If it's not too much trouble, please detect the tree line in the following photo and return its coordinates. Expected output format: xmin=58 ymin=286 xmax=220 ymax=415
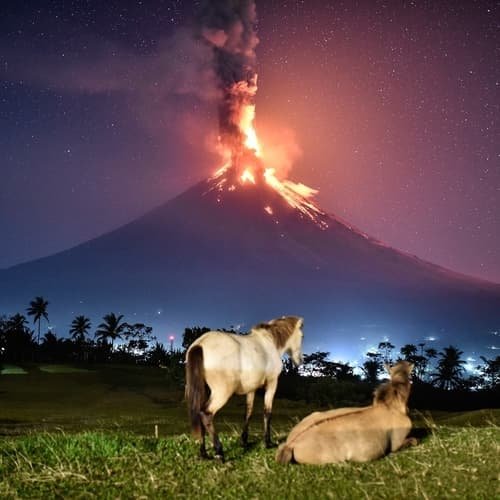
xmin=1 ymin=296 xmax=499 ymax=393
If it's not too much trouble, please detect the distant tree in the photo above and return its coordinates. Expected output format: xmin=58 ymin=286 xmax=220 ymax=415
xmin=147 ymin=342 xmax=169 ymax=366
xmin=70 ymin=315 xmax=91 ymax=343
xmin=432 ymin=345 xmax=466 ymax=390
xmin=478 ymin=355 xmax=500 ymax=389
xmin=182 ymin=326 xmax=211 ymax=350
xmin=0 ymin=315 xmax=7 ymax=359
xmin=423 ymin=347 xmax=438 ymax=380
xmin=293 ymin=351 xmax=356 ymax=380
xmin=40 ymin=331 xmax=59 ymax=362
xmin=159 ymin=348 xmax=185 ymax=386
xmin=4 ymin=314 xmax=35 ymax=361
xmin=27 ymin=296 xmax=49 ymax=345
xmin=70 ymin=315 xmax=92 ymax=362
xmin=362 ymin=351 xmax=383 ymax=384
xmin=95 ymin=313 xmax=126 ymax=352
xmin=399 ymin=344 xmax=427 ymax=381
xmin=378 ymin=341 xmax=395 ymax=364
xmin=117 ymin=323 xmax=156 ymax=362
xmin=7 ymin=313 xmax=30 ymax=333
xmin=282 ymin=357 xmax=300 ymax=376
xmin=331 ymin=361 xmax=358 ymax=381
xmin=425 ymin=347 xmax=438 ymax=360
xmin=400 ymin=344 xmax=418 ymax=359
xmin=301 ymin=351 xmax=332 ymax=377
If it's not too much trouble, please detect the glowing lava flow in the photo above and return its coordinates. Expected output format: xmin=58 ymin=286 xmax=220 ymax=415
xmin=209 ymin=82 xmax=328 ymax=230
xmin=240 ymin=168 xmax=256 ymax=184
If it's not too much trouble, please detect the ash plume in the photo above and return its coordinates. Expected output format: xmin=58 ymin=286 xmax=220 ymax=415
xmin=196 ymin=0 xmax=259 ymax=158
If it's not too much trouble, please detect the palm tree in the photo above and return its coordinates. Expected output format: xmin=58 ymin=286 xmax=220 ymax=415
xmin=27 ymin=296 xmax=49 ymax=345
xmin=95 ymin=313 xmax=126 ymax=352
xmin=70 ymin=315 xmax=92 ymax=362
xmin=70 ymin=315 xmax=91 ymax=343
xmin=6 ymin=313 xmax=34 ymax=361
xmin=432 ymin=345 xmax=466 ymax=390
xmin=8 ymin=313 xmax=30 ymax=333
xmin=425 ymin=347 xmax=438 ymax=359
xmin=400 ymin=344 xmax=429 ymax=380
xmin=400 ymin=344 xmax=418 ymax=360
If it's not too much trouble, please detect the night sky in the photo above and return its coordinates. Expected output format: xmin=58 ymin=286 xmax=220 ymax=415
xmin=1 ymin=0 xmax=499 ymax=283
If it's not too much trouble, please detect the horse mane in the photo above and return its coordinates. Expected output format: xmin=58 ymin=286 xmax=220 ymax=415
xmin=254 ymin=316 xmax=302 ymax=349
xmin=373 ymin=361 xmax=412 ymax=409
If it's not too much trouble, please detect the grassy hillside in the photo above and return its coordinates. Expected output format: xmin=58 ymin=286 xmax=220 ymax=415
xmin=0 ymin=364 xmax=498 ymax=498
xmin=1 ymin=426 xmax=498 ymax=499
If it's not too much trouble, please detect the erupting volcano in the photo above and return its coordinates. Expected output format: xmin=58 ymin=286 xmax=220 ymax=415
xmin=209 ymin=105 xmax=329 ymax=229
xmin=199 ymin=0 xmax=328 ymax=228
xmin=0 ymin=0 xmax=499 ymax=358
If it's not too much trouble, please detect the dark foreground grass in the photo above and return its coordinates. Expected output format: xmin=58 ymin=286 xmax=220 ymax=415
xmin=0 ymin=425 xmax=498 ymax=499
xmin=1 ymin=365 xmax=499 ymax=498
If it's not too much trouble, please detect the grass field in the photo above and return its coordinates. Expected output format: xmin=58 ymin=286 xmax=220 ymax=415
xmin=0 ymin=364 xmax=499 ymax=498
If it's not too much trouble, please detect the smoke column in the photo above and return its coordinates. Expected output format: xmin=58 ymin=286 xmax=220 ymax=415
xmin=196 ymin=0 xmax=259 ymax=162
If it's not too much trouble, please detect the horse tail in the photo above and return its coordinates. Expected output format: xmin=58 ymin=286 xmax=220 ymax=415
xmin=275 ymin=443 xmax=294 ymax=464
xmin=185 ymin=345 xmax=206 ymax=438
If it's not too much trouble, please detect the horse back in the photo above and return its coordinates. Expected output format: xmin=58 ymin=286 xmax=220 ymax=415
xmin=286 ymin=407 xmax=366 ymax=445
xmin=191 ymin=331 xmax=279 ymax=394
xmin=289 ymin=406 xmax=409 ymax=464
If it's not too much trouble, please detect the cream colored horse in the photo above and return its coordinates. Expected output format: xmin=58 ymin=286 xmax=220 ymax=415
xmin=185 ymin=316 xmax=304 ymax=461
xmin=276 ymin=361 xmax=416 ymax=465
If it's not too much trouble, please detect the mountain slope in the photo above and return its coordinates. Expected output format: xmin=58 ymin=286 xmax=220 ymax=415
xmin=1 ymin=176 xmax=498 ymax=356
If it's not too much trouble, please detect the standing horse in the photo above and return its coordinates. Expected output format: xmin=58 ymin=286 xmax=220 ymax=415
xmin=276 ymin=361 xmax=416 ymax=464
xmin=185 ymin=316 xmax=304 ymax=461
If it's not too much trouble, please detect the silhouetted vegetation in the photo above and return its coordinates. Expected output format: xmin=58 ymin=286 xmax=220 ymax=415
xmin=1 ymin=299 xmax=499 ymax=409
xmin=26 ymin=296 xmax=49 ymax=346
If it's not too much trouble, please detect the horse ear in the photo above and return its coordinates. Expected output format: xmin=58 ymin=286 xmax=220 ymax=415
xmin=408 ymin=362 xmax=414 ymax=373
xmin=384 ymin=363 xmax=392 ymax=375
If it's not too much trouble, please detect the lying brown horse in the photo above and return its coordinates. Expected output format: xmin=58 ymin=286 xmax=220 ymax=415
xmin=186 ymin=316 xmax=304 ymax=462
xmin=276 ymin=361 xmax=416 ymax=464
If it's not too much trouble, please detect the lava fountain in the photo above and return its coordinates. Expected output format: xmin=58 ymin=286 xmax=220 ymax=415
xmin=198 ymin=0 xmax=328 ymax=229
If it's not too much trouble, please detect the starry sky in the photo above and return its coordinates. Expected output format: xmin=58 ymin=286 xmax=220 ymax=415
xmin=1 ymin=0 xmax=499 ymax=282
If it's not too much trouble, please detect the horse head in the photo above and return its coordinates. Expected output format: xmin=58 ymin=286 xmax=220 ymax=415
xmin=286 ymin=316 xmax=304 ymax=366
xmin=385 ymin=360 xmax=414 ymax=384
xmin=275 ymin=316 xmax=304 ymax=366
xmin=375 ymin=360 xmax=414 ymax=411
xmin=255 ymin=316 xmax=304 ymax=366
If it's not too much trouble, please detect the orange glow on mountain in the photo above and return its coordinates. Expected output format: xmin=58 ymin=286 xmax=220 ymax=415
xmin=240 ymin=168 xmax=256 ymax=184
xmin=210 ymin=77 xmax=328 ymax=228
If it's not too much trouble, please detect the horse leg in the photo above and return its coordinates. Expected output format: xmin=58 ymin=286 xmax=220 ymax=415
xmin=263 ymin=379 xmax=278 ymax=448
xmin=200 ymin=411 xmax=224 ymax=461
xmin=199 ymin=421 xmax=209 ymax=459
xmin=390 ymin=425 xmax=418 ymax=453
xmin=202 ymin=388 xmax=232 ymax=462
xmin=241 ymin=391 xmax=255 ymax=448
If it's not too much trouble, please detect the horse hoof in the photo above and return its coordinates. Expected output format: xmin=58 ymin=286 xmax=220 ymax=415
xmin=241 ymin=432 xmax=248 ymax=447
xmin=214 ymin=454 xmax=225 ymax=463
